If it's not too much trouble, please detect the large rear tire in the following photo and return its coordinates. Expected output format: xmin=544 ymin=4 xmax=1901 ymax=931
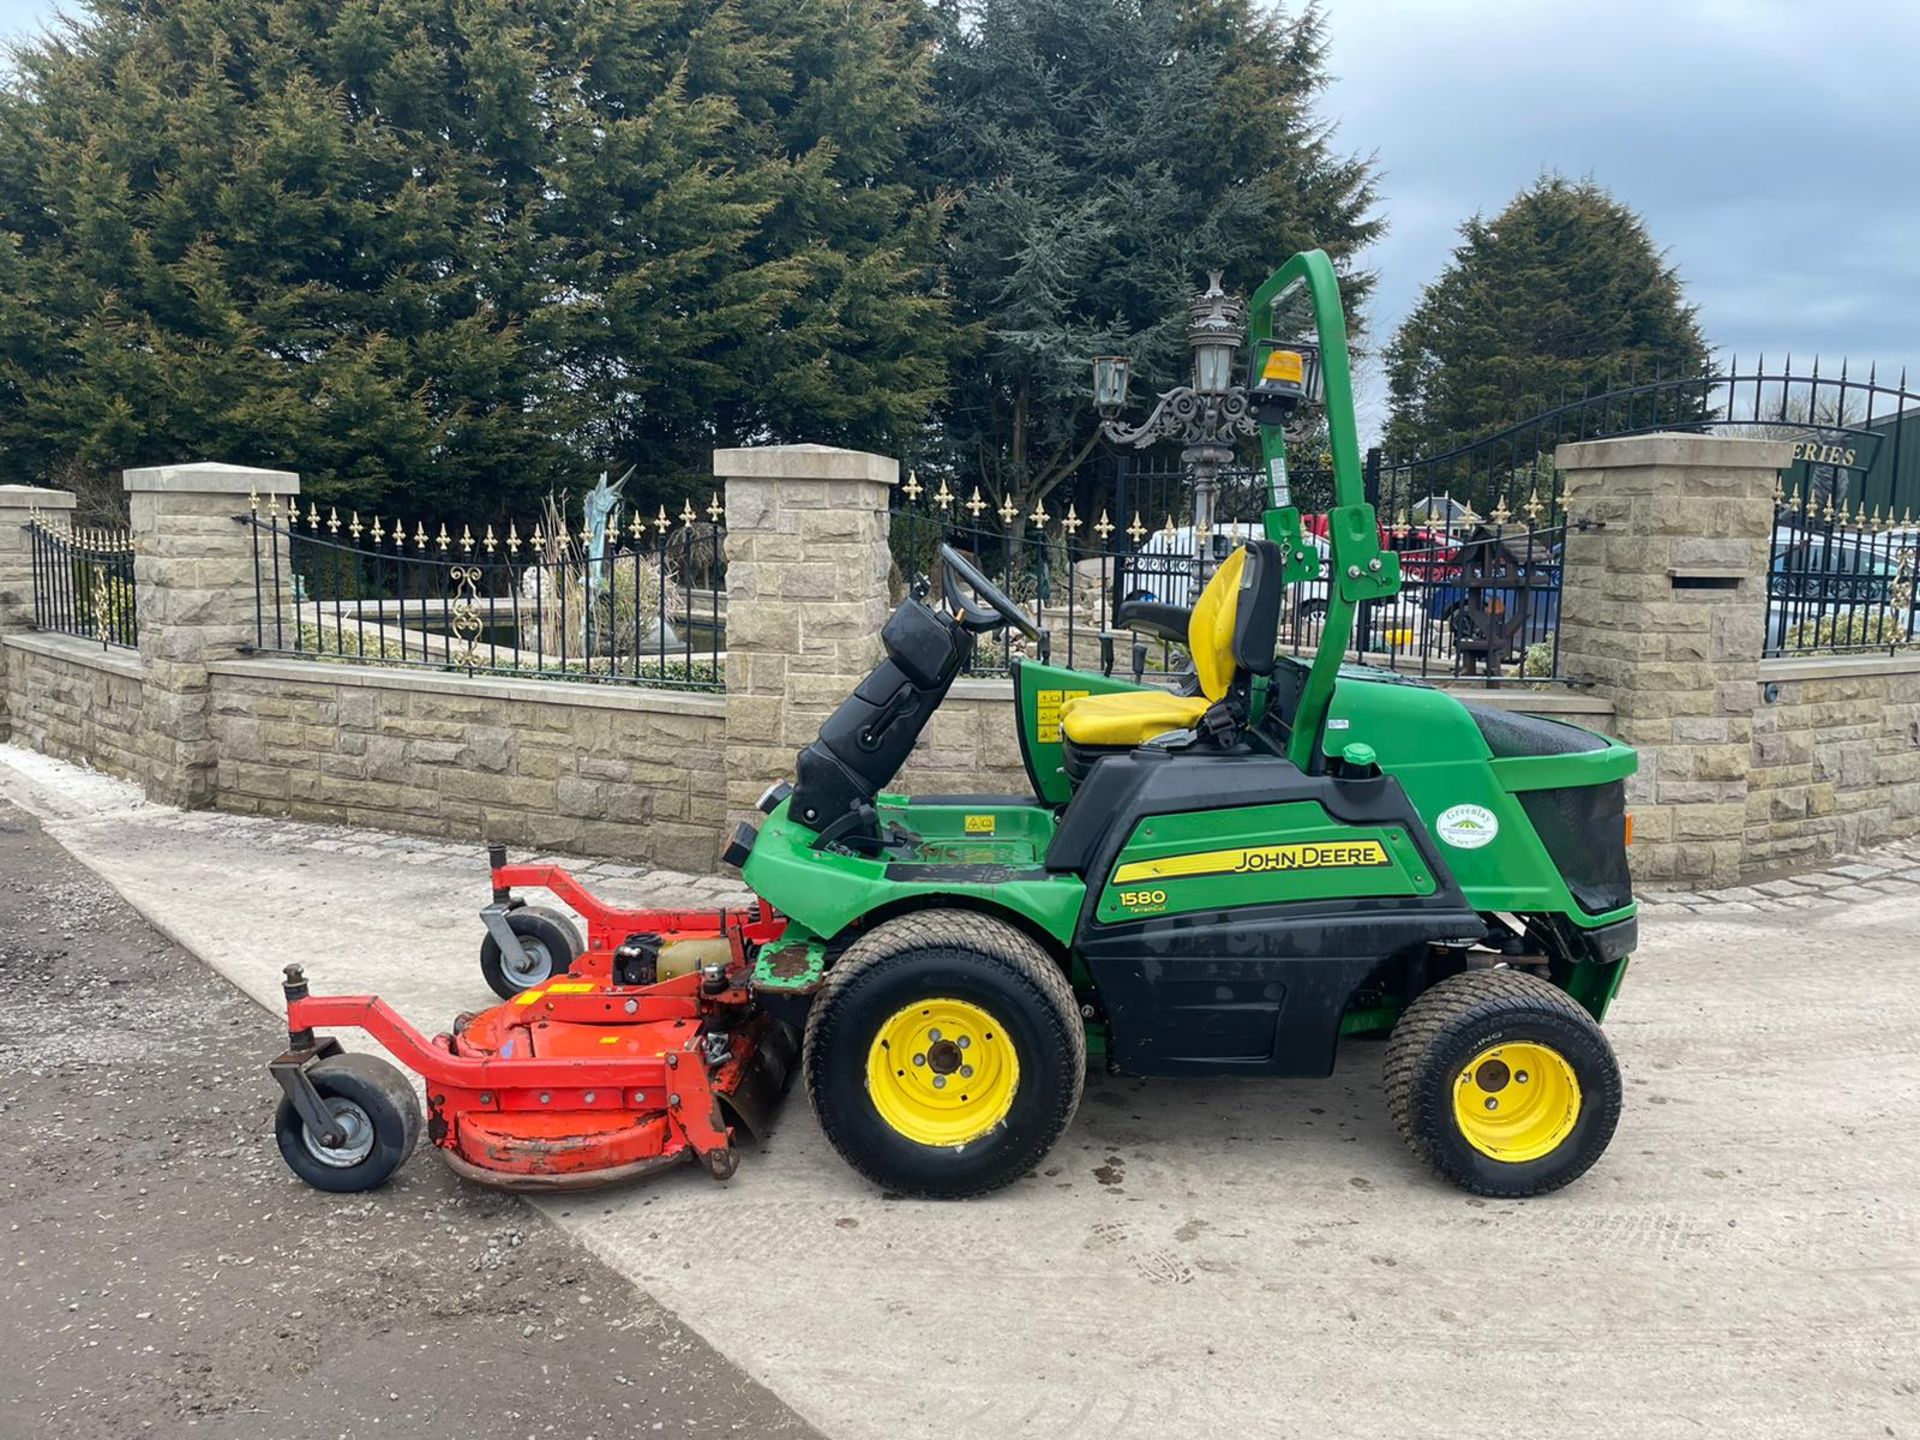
xmin=803 ymin=909 xmax=1084 ymax=1199
xmin=1385 ymin=969 xmax=1621 ymax=1198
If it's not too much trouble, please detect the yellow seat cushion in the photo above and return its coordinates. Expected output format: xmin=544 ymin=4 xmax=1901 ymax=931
xmin=1054 ymin=545 xmax=1251 ymax=751
xmin=1058 ymin=689 xmax=1211 ymax=747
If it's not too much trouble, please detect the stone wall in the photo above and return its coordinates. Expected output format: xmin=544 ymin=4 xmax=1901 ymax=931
xmin=0 ymin=483 xmax=79 ymax=741
xmin=206 ymin=659 xmax=729 ymax=867
xmin=2 ymin=633 xmax=147 ymax=783
xmin=1555 ymin=434 xmax=1789 ymax=887
xmin=898 ymin=683 xmax=1032 ymax=795
xmin=1746 ymin=655 xmax=1920 ymax=871
xmin=5 ymin=441 xmax=1918 ymax=882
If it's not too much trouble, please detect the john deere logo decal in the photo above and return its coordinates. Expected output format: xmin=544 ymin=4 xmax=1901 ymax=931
xmin=1436 ymin=804 xmax=1499 ymax=849
xmin=1113 ymin=840 xmax=1389 ymax=886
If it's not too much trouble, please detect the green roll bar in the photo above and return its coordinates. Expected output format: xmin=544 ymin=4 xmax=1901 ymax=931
xmin=1247 ymin=250 xmax=1401 ymax=770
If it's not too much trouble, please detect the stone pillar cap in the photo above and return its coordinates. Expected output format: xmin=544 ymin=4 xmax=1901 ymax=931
xmin=1555 ymin=431 xmax=1794 ymax=472
xmin=0 ymin=484 xmax=79 ymax=509
xmin=123 ymin=461 xmax=300 ymax=495
xmin=712 ymin=444 xmax=897 ymax=485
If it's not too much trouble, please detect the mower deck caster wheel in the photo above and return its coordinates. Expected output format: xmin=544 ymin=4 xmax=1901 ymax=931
xmin=480 ymin=905 xmax=585 ymax=1000
xmin=1385 ymin=969 xmax=1622 ymax=1198
xmin=275 ymin=1053 xmax=423 ymax=1194
xmin=705 ymin=1148 xmax=739 ymax=1181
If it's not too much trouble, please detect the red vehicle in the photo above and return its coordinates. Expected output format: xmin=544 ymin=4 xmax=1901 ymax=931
xmin=269 ymin=851 xmax=800 ymax=1192
xmin=1301 ymin=513 xmax=1460 ymax=584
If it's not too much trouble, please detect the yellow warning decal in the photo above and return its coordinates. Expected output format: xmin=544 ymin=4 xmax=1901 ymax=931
xmin=964 ymin=814 xmax=997 ymax=835
xmin=547 ymin=981 xmax=596 ymax=993
xmin=1034 ymin=687 xmax=1090 ymax=744
xmin=1113 ymin=840 xmax=1390 ymax=885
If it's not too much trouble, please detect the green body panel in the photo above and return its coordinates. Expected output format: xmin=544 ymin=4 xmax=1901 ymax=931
xmin=1014 ymin=660 xmax=1153 ymax=805
xmin=1094 ymin=801 xmax=1431 ymax=923
xmin=1319 ymin=664 xmax=1637 ymax=928
xmin=743 ymin=795 xmax=1084 ymax=946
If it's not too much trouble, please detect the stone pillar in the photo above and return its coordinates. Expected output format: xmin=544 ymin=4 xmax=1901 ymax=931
xmin=125 ymin=461 xmax=300 ymax=808
xmin=719 ymin=444 xmax=896 ymax=828
xmin=0 ymin=484 xmax=80 ymax=739
xmin=1554 ymin=433 xmax=1791 ymax=888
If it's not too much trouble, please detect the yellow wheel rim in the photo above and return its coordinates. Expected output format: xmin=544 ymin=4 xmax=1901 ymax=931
xmin=865 ymin=998 xmax=1019 ymax=1147
xmin=1452 ymin=1041 xmax=1581 ymax=1163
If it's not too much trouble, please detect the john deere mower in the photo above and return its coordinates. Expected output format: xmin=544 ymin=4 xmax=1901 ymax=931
xmin=269 ymin=250 xmax=1637 ymax=1201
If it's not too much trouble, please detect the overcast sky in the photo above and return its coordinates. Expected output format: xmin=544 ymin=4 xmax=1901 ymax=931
xmin=4 ymin=0 xmax=1917 ymax=442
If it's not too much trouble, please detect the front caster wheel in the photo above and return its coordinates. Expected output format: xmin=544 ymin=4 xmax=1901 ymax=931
xmin=1385 ymin=969 xmax=1622 ymax=1198
xmin=803 ymin=909 xmax=1085 ymax=1200
xmin=479 ymin=905 xmax=584 ymax=999
xmin=274 ymin=1053 xmax=423 ymax=1193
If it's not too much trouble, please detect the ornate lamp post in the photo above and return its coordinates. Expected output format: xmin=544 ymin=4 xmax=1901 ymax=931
xmin=1092 ymin=273 xmax=1261 ymax=575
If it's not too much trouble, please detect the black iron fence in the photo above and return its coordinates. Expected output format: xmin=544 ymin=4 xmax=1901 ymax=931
xmin=889 ymin=472 xmax=1566 ymax=686
xmin=25 ymin=515 xmax=137 ymax=650
xmin=240 ymin=495 xmax=725 ymax=690
xmin=1767 ymin=484 xmax=1918 ymax=657
xmin=1372 ymin=358 xmax=1920 ymax=665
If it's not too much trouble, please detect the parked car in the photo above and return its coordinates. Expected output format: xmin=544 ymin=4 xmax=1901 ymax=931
xmin=1115 ymin=523 xmax=1267 ymax=610
xmin=1767 ymin=523 xmax=1918 ymax=646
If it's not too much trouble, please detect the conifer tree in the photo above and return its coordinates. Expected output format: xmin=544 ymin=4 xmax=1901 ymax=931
xmin=1383 ymin=175 xmax=1709 ymax=458
xmin=0 ymin=0 xmax=950 ymax=516
xmin=918 ymin=0 xmax=1379 ymax=523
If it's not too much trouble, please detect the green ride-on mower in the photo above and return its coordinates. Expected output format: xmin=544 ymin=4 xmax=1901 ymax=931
xmin=271 ymin=250 xmax=1637 ymax=1202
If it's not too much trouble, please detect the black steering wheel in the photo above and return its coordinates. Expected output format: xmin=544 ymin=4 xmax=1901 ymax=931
xmin=938 ymin=544 xmax=1042 ymax=641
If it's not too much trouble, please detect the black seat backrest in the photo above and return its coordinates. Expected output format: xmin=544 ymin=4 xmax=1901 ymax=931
xmin=788 ymin=599 xmax=972 ymax=835
xmin=1231 ymin=539 xmax=1284 ymax=679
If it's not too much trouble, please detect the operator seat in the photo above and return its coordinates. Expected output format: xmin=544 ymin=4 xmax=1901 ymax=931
xmin=1058 ymin=541 xmax=1282 ymax=779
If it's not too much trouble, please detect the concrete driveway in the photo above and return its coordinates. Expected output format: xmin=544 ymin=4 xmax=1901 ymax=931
xmin=3 ymin=744 xmax=1915 ymax=1440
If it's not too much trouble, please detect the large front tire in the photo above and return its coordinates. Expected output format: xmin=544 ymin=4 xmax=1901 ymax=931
xmin=1385 ymin=969 xmax=1622 ymax=1198
xmin=803 ymin=910 xmax=1085 ymax=1199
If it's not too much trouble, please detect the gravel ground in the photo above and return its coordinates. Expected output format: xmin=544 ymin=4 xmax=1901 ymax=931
xmin=0 ymin=797 xmax=818 ymax=1440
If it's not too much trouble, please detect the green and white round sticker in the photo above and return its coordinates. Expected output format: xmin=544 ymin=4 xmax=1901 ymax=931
xmin=1435 ymin=804 xmax=1499 ymax=849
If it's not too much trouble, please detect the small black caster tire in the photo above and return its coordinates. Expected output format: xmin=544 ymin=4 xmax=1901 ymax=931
xmin=275 ymin=1053 xmax=423 ymax=1194
xmin=479 ymin=905 xmax=584 ymax=999
xmin=1385 ymin=968 xmax=1622 ymax=1198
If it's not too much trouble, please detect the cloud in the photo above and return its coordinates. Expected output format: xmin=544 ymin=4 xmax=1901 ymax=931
xmin=1319 ymin=0 xmax=1920 ymax=440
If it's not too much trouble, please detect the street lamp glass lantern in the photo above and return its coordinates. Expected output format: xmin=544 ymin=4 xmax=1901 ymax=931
xmin=1092 ymin=355 xmax=1132 ymax=414
xmin=1193 ymin=336 xmax=1237 ymax=395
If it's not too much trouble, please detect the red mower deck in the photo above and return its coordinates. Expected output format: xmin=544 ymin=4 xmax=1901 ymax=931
xmin=269 ymin=867 xmax=799 ymax=1193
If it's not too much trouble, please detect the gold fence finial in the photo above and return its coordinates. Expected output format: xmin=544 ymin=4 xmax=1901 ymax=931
xmin=902 ymin=470 xmax=922 ymax=502
xmin=708 ymin=491 xmax=724 ymax=523
xmin=1063 ymin=504 xmax=1080 ymax=535
xmin=1094 ymin=509 xmax=1114 ymax=541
